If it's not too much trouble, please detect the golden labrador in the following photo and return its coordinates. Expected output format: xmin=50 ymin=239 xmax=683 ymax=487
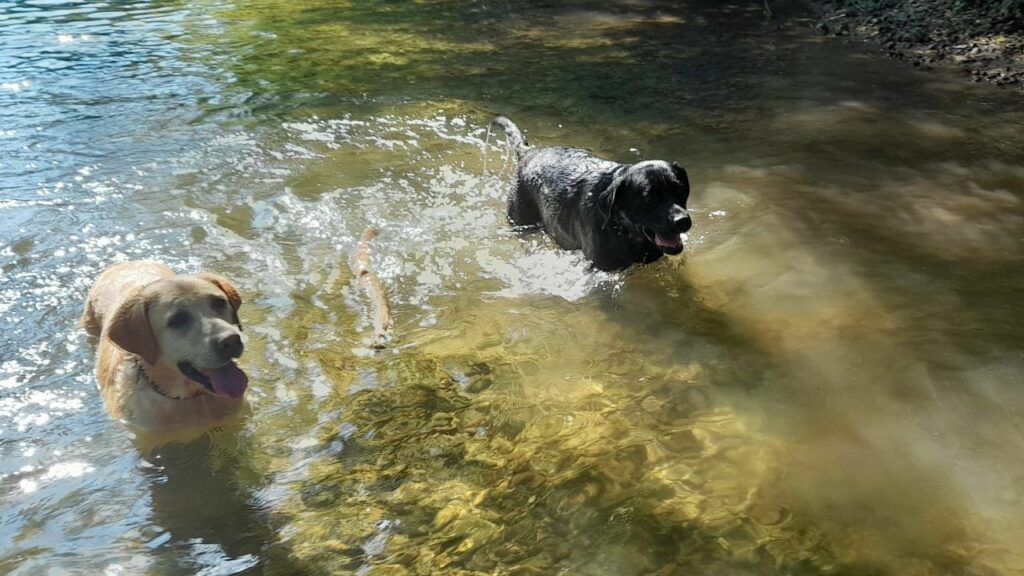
xmin=81 ymin=261 xmax=249 ymax=431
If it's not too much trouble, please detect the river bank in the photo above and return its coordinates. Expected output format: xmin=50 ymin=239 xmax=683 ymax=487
xmin=810 ymin=0 xmax=1024 ymax=90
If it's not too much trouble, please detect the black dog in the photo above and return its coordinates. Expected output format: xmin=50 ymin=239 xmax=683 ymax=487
xmin=493 ymin=116 xmax=692 ymax=271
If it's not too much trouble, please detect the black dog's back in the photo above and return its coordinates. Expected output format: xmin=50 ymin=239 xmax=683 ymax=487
xmin=494 ymin=117 xmax=614 ymax=228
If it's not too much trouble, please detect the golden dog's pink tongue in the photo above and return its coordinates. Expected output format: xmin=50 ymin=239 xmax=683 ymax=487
xmin=206 ymin=363 xmax=248 ymax=398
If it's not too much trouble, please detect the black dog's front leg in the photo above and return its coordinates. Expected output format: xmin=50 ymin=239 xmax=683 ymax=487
xmin=582 ymin=231 xmax=632 ymax=271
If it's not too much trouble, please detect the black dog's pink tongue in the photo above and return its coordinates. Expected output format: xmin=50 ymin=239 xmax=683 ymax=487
xmin=655 ymin=234 xmax=683 ymax=249
xmin=205 ymin=362 xmax=248 ymax=398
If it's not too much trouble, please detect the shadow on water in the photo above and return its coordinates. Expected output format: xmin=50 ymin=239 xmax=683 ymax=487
xmin=138 ymin=433 xmax=273 ymax=575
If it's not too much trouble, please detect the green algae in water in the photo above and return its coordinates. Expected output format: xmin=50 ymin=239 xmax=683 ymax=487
xmin=256 ymin=293 xmax=835 ymax=575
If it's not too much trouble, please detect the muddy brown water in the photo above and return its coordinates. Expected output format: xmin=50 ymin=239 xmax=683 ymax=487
xmin=1 ymin=0 xmax=1023 ymax=574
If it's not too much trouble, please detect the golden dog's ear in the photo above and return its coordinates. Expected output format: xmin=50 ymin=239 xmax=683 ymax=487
xmin=198 ymin=273 xmax=242 ymax=311
xmin=107 ymin=294 xmax=159 ymax=365
xmin=198 ymin=273 xmax=243 ymax=327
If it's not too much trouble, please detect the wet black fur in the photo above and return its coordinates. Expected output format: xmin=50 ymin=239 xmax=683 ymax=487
xmin=493 ymin=116 xmax=692 ymax=271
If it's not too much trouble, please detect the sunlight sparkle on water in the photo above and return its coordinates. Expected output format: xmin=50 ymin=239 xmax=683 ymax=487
xmin=1 ymin=81 xmax=30 ymax=93
xmin=57 ymin=34 xmax=92 ymax=43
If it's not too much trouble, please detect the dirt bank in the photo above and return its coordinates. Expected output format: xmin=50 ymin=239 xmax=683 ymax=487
xmin=809 ymin=0 xmax=1024 ymax=91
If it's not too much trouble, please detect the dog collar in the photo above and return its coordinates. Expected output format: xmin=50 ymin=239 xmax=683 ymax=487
xmin=134 ymin=359 xmax=205 ymax=400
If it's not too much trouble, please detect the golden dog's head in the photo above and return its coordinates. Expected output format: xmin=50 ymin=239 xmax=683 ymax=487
xmin=108 ymin=273 xmax=248 ymax=398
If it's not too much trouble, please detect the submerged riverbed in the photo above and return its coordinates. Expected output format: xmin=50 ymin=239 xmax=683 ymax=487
xmin=1 ymin=0 xmax=1023 ymax=574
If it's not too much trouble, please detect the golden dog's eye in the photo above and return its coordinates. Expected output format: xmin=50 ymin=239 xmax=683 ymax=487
xmin=167 ymin=311 xmax=190 ymax=329
xmin=211 ymin=296 xmax=228 ymax=311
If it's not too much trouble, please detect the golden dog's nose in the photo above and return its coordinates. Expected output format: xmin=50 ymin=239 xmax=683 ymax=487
xmin=216 ymin=333 xmax=244 ymax=359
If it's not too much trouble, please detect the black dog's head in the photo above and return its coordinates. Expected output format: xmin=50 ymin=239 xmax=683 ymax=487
xmin=599 ymin=160 xmax=691 ymax=255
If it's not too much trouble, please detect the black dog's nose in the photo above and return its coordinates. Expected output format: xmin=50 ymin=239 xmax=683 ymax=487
xmin=216 ymin=333 xmax=244 ymax=358
xmin=673 ymin=211 xmax=692 ymax=233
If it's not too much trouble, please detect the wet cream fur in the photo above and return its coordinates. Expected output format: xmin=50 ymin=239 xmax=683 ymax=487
xmin=81 ymin=261 xmax=245 ymax=432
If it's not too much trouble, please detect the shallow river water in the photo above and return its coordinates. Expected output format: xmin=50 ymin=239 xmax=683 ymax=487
xmin=2 ymin=0 xmax=1023 ymax=574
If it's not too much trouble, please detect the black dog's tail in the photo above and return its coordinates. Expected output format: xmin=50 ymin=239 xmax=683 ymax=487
xmin=492 ymin=116 xmax=529 ymax=158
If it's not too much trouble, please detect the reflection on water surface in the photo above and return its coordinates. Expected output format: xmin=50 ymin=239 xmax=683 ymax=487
xmin=1 ymin=0 xmax=1022 ymax=574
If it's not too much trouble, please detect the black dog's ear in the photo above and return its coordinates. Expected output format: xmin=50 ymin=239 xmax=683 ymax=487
xmin=671 ymin=161 xmax=688 ymax=184
xmin=597 ymin=179 xmax=621 ymax=229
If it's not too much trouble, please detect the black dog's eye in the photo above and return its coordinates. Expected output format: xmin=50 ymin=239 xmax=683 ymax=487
xmin=211 ymin=296 xmax=228 ymax=311
xmin=167 ymin=311 xmax=191 ymax=329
